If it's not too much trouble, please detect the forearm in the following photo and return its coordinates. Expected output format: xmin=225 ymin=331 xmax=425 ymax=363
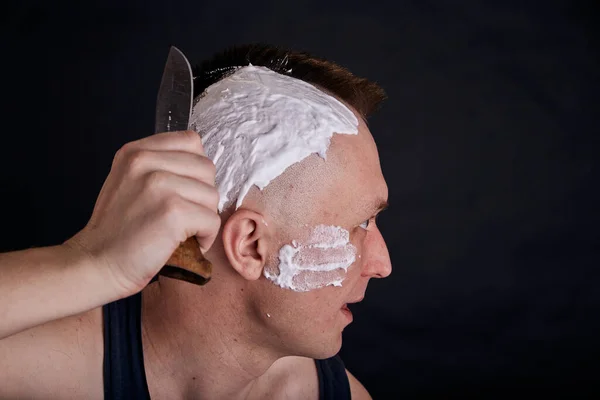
xmin=0 ymin=244 xmax=121 ymax=340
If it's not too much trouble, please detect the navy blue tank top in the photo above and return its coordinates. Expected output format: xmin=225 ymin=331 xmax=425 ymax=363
xmin=103 ymin=293 xmax=351 ymax=399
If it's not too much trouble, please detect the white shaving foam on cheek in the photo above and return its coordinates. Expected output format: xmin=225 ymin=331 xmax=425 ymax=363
xmin=265 ymin=225 xmax=356 ymax=292
xmin=189 ymin=66 xmax=358 ymax=212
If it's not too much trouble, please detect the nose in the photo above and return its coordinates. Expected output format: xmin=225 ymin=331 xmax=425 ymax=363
xmin=360 ymin=225 xmax=392 ymax=278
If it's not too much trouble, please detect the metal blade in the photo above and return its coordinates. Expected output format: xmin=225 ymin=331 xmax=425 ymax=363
xmin=155 ymin=46 xmax=194 ymax=134
xmin=153 ymin=47 xmax=212 ymax=286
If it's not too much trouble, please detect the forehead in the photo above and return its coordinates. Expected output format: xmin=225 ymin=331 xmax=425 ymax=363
xmin=257 ymin=111 xmax=387 ymax=228
xmin=318 ymin=115 xmax=388 ymax=218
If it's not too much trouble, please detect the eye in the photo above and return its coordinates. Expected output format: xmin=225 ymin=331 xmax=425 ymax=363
xmin=359 ymin=218 xmax=371 ymax=230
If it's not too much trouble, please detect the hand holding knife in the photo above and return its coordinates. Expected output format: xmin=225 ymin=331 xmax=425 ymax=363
xmin=153 ymin=46 xmax=213 ymax=286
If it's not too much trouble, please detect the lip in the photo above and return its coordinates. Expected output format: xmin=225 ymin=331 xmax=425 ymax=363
xmin=341 ymin=304 xmax=353 ymax=322
xmin=347 ymin=296 xmax=364 ymax=304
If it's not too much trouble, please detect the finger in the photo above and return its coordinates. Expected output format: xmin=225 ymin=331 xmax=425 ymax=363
xmin=166 ymin=200 xmax=222 ymax=253
xmin=144 ymin=171 xmax=219 ymax=212
xmin=121 ymin=130 xmax=205 ymax=157
xmin=127 ymin=150 xmax=216 ymax=185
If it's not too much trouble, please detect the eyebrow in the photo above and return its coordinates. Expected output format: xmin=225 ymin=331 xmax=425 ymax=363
xmin=370 ymin=199 xmax=389 ymax=217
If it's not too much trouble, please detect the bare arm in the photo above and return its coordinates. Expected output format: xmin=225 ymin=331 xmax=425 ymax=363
xmin=347 ymin=369 xmax=373 ymax=400
xmin=0 ymin=244 xmax=119 ymax=340
xmin=0 ymin=130 xmax=220 ymax=341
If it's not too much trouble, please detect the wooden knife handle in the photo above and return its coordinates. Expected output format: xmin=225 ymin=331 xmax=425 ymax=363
xmin=156 ymin=237 xmax=212 ymax=285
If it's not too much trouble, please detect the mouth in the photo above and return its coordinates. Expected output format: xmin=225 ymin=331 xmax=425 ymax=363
xmin=341 ymin=296 xmax=364 ymax=322
xmin=341 ymin=304 xmax=353 ymax=321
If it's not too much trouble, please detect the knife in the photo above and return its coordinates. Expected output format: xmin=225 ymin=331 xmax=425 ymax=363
xmin=152 ymin=46 xmax=212 ymax=286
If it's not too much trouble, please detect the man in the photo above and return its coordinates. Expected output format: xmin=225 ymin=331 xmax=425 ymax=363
xmin=0 ymin=44 xmax=391 ymax=399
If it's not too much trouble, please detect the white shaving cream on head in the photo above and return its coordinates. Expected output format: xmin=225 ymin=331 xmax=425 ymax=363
xmin=189 ymin=65 xmax=359 ymax=212
xmin=265 ymin=225 xmax=357 ymax=292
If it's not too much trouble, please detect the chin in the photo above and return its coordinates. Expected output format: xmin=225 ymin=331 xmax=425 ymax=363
xmin=304 ymin=310 xmax=352 ymax=359
xmin=297 ymin=330 xmax=344 ymax=361
xmin=317 ymin=341 xmax=343 ymax=360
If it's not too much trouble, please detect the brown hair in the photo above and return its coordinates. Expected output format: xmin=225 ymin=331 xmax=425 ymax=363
xmin=192 ymin=44 xmax=387 ymax=119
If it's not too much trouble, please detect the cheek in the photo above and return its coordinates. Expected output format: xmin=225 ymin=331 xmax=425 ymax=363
xmin=265 ymin=225 xmax=357 ymax=292
xmin=350 ymin=228 xmax=368 ymax=260
xmin=292 ymin=268 xmax=348 ymax=291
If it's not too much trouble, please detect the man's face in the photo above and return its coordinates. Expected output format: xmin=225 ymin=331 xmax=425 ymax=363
xmin=243 ymin=111 xmax=392 ymax=359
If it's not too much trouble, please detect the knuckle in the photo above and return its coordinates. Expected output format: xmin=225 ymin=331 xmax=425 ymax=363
xmin=113 ymin=143 xmax=133 ymax=166
xmin=144 ymin=170 xmax=168 ymax=191
xmin=161 ymin=196 xmax=184 ymax=219
xmin=160 ymin=197 xmax=187 ymax=242
xmin=127 ymin=149 xmax=151 ymax=173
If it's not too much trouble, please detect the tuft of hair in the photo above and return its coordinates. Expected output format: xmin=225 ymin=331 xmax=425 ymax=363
xmin=192 ymin=43 xmax=387 ymax=119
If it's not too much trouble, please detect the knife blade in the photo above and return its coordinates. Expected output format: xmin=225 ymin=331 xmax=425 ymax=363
xmin=153 ymin=46 xmax=212 ymax=286
xmin=155 ymin=47 xmax=194 ymax=134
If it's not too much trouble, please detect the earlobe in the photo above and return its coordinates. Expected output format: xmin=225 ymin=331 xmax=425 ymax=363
xmin=221 ymin=209 xmax=270 ymax=281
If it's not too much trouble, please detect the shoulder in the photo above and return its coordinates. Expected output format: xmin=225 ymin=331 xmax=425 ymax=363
xmin=0 ymin=307 xmax=104 ymax=399
xmin=346 ymin=368 xmax=372 ymax=400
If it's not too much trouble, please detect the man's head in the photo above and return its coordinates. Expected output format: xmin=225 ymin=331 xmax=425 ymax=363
xmin=180 ymin=44 xmax=391 ymax=359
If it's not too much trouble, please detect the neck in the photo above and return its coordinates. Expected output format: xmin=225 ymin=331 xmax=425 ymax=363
xmin=140 ymin=277 xmax=279 ymax=400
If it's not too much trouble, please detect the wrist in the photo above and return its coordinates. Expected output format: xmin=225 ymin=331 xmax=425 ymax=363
xmin=60 ymin=239 xmax=127 ymax=304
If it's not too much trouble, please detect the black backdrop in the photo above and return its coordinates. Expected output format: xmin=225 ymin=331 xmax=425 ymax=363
xmin=1 ymin=1 xmax=599 ymax=398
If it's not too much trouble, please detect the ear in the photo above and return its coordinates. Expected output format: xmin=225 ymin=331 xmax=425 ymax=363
xmin=221 ymin=209 xmax=271 ymax=281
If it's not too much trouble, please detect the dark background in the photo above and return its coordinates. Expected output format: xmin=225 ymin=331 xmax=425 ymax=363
xmin=2 ymin=0 xmax=599 ymax=398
